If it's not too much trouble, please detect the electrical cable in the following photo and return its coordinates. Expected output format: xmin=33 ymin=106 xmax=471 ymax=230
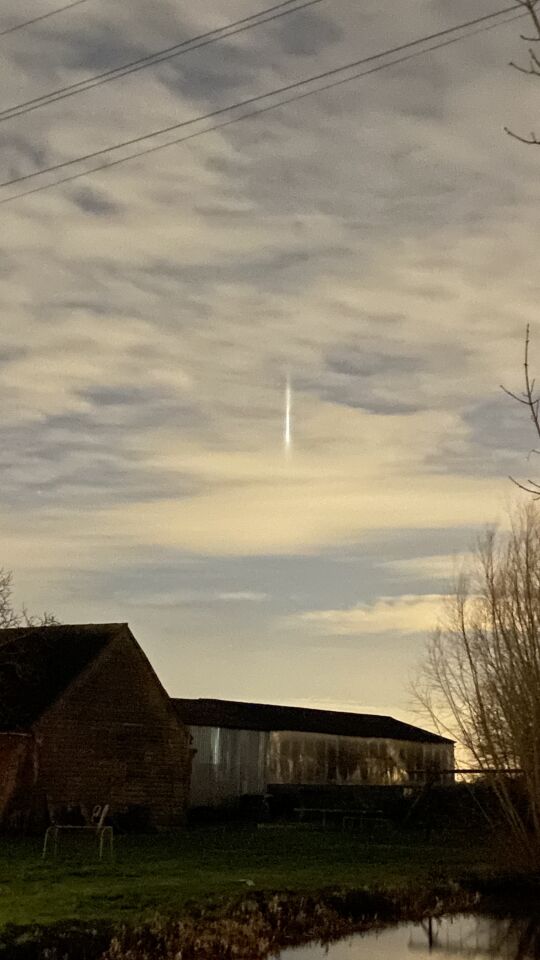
xmin=0 ymin=0 xmax=93 ymax=39
xmin=0 ymin=7 xmax=526 ymax=207
xmin=0 ymin=0 xmax=327 ymax=124
xmin=0 ymin=4 xmax=521 ymax=191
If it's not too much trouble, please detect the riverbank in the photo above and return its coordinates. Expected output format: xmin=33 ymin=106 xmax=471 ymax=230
xmin=2 ymin=875 xmax=538 ymax=960
xmin=101 ymin=878 xmax=540 ymax=960
xmin=0 ymin=825 xmax=533 ymax=959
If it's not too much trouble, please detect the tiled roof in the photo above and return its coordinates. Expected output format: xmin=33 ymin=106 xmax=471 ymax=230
xmin=173 ymin=698 xmax=452 ymax=744
xmin=0 ymin=623 xmax=125 ymax=731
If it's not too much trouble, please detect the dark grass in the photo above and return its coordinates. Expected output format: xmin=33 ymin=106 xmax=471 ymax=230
xmin=0 ymin=825 xmax=499 ymax=930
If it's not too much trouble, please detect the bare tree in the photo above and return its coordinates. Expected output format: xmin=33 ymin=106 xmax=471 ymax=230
xmin=501 ymin=324 xmax=540 ymax=497
xmin=0 ymin=568 xmax=58 ymax=629
xmin=505 ymin=0 xmax=540 ymax=145
xmin=415 ymin=505 xmax=540 ymax=863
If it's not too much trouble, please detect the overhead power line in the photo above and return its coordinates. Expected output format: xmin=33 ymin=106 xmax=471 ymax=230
xmin=0 ymin=6 xmax=526 ymax=207
xmin=0 ymin=4 xmax=521 ymax=190
xmin=0 ymin=0 xmax=327 ymax=124
xmin=0 ymin=0 xmax=93 ymax=39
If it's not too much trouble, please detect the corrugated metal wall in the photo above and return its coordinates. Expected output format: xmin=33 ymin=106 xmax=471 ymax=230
xmin=267 ymin=731 xmax=454 ymax=786
xmin=189 ymin=725 xmax=268 ymax=806
xmin=188 ymin=725 xmax=453 ymax=805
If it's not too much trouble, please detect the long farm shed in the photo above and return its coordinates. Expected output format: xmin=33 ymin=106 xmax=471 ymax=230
xmin=174 ymin=698 xmax=454 ymax=808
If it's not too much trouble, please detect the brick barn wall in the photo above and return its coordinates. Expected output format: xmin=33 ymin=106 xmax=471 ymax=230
xmin=0 ymin=734 xmax=37 ymax=826
xmin=34 ymin=631 xmax=191 ymax=828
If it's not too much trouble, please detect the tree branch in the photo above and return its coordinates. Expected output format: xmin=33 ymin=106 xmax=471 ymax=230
xmin=504 ymin=126 xmax=540 ymax=144
xmin=502 ymin=326 xmax=540 ymax=495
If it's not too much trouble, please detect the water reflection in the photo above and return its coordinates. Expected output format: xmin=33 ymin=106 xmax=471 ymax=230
xmin=279 ymin=915 xmax=540 ymax=960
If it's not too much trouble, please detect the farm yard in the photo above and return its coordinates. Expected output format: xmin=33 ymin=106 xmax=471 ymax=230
xmin=0 ymin=824 xmax=503 ymax=930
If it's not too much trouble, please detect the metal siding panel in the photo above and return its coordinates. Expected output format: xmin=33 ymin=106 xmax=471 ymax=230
xmin=190 ymin=728 xmax=454 ymax=803
xmin=267 ymin=731 xmax=452 ymax=785
xmin=188 ymin=726 xmax=268 ymax=806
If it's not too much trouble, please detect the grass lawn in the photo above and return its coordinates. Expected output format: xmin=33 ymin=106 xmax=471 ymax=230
xmin=0 ymin=825 xmax=497 ymax=930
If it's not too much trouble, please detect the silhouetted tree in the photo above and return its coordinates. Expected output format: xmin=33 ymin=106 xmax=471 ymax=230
xmin=415 ymin=505 xmax=540 ymax=864
xmin=505 ymin=1 xmax=540 ymax=145
xmin=502 ymin=325 xmax=540 ymax=497
xmin=0 ymin=568 xmax=58 ymax=629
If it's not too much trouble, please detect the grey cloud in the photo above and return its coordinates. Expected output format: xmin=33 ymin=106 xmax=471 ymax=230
xmin=0 ymin=448 xmax=194 ymax=510
xmin=137 ymin=245 xmax=351 ymax=296
xmin=47 ymin=25 xmax=144 ymax=72
xmin=72 ymin=548 xmax=397 ymax=620
xmin=1 ymin=0 xmax=539 ymax=714
xmin=157 ymin=41 xmax=259 ymax=101
xmin=326 ymin=349 xmax=424 ymax=379
xmin=70 ymin=186 xmax=120 ymax=216
xmin=331 ymin=395 xmax=421 ymax=416
xmin=298 ymin=374 xmax=423 ymax=415
xmin=82 ymin=385 xmax=157 ymax=407
xmin=0 ymin=133 xmax=52 ymax=183
xmin=271 ymin=8 xmax=343 ymax=57
xmin=54 ymin=300 xmax=120 ymax=317
xmin=425 ymin=394 xmax=537 ymax=479
xmin=466 ymin=397 xmax=534 ymax=456
xmin=0 ymin=347 xmax=26 ymax=365
xmin=319 ymin=347 xmax=427 ymax=413
xmin=194 ymin=203 xmax=252 ymax=221
xmin=75 ymin=387 xmax=205 ymax=433
xmin=379 ymin=58 xmax=449 ymax=123
xmin=0 ymin=384 xmax=206 ymax=510
xmin=319 ymin=342 xmax=471 ymax=414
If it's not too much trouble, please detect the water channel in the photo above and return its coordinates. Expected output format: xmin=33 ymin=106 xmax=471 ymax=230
xmin=279 ymin=914 xmax=540 ymax=960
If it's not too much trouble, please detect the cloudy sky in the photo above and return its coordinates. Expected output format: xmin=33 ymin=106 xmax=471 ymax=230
xmin=1 ymin=0 xmax=539 ymax=724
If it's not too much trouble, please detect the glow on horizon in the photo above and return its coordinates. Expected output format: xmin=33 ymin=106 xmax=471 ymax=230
xmin=284 ymin=376 xmax=292 ymax=453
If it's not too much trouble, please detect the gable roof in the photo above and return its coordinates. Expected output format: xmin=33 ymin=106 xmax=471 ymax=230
xmin=173 ymin=698 xmax=452 ymax=745
xmin=0 ymin=623 xmax=125 ymax=731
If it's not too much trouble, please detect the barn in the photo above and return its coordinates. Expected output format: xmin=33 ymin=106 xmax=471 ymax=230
xmin=0 ymin=623 xmax=192 ymax=829
xmin=174 ymin=698 xmax=454 ymax=809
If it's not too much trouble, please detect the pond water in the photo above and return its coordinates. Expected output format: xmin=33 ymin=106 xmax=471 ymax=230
xmin=279 ymin=914 xmax=540 ymax=960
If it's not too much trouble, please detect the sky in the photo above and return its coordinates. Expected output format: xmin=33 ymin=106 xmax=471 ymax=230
xmin=1 ymin=0 xmax=540 ymax=726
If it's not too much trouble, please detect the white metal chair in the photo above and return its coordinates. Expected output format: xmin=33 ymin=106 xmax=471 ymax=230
xmin=42 ymin=804 xmax=113 ymax=860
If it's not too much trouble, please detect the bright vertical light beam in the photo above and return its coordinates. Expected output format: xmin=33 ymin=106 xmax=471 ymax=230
xmin=284 ymin=376 xmax=292 ymax=453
